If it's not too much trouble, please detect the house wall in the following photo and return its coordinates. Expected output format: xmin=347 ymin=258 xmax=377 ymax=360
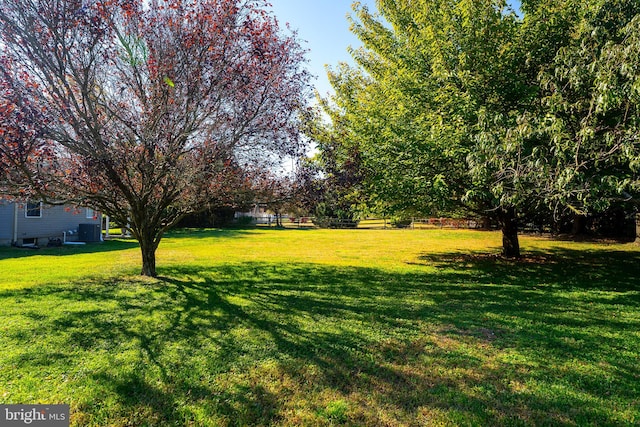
xmin=0 ymin=202 xmax=101 ymax=246
xmin=0 ymin=202 xmax=14 ymax=244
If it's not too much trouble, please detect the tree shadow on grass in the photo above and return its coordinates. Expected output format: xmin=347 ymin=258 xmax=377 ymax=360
xmin=0 ymin=239 xmax=140 ymax=260
xmin=0 ymin=229 xmax=259 ymax=261
xmin=1 ymin=248 xmax=639 ymax=425
xmin=414 ymin=247 xmax=640 ymax=292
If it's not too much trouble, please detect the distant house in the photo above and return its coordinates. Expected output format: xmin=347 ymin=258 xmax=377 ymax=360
xmin=234 ymin=203 xmax=292 ymax=226
xmin=235 ymin=203 xmax=268 ymax=219
xmin=234 ymin=203 xmax=275 ymax=225
xmin=0 ymin=200 xmax=102 ymax=247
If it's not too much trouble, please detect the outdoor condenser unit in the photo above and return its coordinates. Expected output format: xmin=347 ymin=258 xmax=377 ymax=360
xmin=78 ymin=223 xmax=101 ymax=242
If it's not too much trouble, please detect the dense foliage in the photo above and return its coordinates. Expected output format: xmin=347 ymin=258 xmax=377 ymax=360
xmin=316 ymin=0 xmax=640 ymax=255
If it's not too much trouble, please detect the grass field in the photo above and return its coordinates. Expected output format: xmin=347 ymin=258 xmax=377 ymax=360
xmin=0 ymin=228 xmax=639 ymax=426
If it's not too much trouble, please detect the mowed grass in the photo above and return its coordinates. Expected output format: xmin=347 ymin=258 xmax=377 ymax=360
xmin=0 ymin=228 xmax=639 ymax=426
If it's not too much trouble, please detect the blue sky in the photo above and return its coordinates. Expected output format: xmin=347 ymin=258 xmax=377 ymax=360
xmin=268 ymin=1 xmax=378 ymax=97
xmin=268 ymin=1 xmax=522 ymax=97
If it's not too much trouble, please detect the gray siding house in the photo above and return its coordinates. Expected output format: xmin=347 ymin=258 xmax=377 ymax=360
xmin=0 ymin=200 xmax=102 ymax=246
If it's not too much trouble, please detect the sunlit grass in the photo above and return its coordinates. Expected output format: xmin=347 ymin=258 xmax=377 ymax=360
xmin=1 ymin=229 xmax=639 ymax=426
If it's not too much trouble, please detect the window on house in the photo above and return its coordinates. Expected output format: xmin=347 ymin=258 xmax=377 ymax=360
xmin=86 ymin=208 xmax=98 ymax=219
xmin=25 ymin=202 xmax=42 ymax=218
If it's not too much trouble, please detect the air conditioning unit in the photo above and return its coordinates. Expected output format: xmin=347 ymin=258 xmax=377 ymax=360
xmin=78 ymin=223 xmax=101 ymax=242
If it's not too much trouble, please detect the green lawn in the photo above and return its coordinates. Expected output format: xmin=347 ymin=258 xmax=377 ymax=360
xmin=0 ymin=229 xmax=639 ymax=426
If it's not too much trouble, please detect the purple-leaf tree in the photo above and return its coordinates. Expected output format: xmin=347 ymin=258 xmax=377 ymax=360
xmin=0 ymin=0 xmax=310 ymax=276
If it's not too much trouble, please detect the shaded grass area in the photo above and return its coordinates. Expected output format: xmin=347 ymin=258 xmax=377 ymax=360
xmin=0 ymin=237 xmax=140 ymax=259
xmin=0 ymin=230 xmax=639 ymax=426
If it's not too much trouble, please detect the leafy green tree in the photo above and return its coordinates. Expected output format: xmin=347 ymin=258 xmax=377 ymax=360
xmin=303 ymin=109 xmax=365 ymax=226
xmin=533 ymin=0 xmax=640 ymax=230
xmin=322 ymin=0 xmax=539 ymax=256
xmin=321 ymin=0 xmax=640 ymax=254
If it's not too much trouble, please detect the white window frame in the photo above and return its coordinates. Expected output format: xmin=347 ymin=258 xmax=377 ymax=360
xmin=86 ymin=208 xmax=98 ymax=219
xmin=25 ymin=201 xmax=43 ymax=218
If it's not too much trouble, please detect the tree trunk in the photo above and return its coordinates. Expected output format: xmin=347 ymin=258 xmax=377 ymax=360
xmin=139 ymin=233 xmax=158 ymax=277
xmin=635 ymin=213 xmax=640 ymax=244
xmin=500 ymin=207 xmax=520 ymax=258
xmin=481 ymin=216 xmax=492 ymax=230
xmin=571 ymin=213 xmax=587 ymax=236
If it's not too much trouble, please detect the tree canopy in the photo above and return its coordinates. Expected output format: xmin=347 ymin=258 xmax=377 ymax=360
xmin=316 ymin=0 xmax=640 ymax=256
xmin=534 ymin=0 xmax=640 ymax=214
xmin=0 ymin=0 xmax=310 ymax=276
